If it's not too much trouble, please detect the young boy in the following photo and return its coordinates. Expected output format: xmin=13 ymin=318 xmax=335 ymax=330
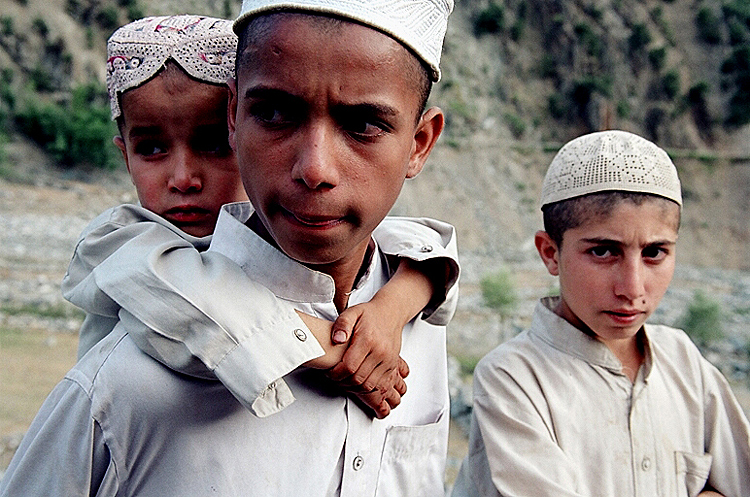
xmin=452 ymin=130 xmax=750 ymax=497
xmin=0 ymin=2 xmax=455 ymax=495
xmin=62 ymin=14 xmax=459 ymax=419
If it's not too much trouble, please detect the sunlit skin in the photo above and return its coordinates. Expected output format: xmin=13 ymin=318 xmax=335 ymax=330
xmin=535 ymin=198 xmax=680 ymax=379
xmin=229 ymin=14 xmax=444 ymax=311
xmin=114 ymin=65 xmax=248 ymax=237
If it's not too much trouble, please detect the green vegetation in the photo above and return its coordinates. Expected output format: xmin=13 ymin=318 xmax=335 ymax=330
xmin=14 ymin=83 xmax=119 ymax=169
xmin=575 ymin=22 xmax=603 ymax=57
xmin=678 ymin=290 xmax=724 ymax=348
xmin=696 ymin=7 xmax=723 ymax=45
xmin=504 ymin=112 xmax=526 ymax=138
xmin=662 ymin=69 xmax=680 ymax=100
xmin=474 ymin=3 xmax=505 ymax=36
xmin=721 ymin=46 xmax=750 ymax=126
xmin=480 ymin=269 xmax=517 ymax=319
xmin=0 ymin=302 xmax=84 ymax=320
xmin=628 ymin=23 xmax=652 ymax=54
xmin=648 ymin=46 xmax=667 ymax=70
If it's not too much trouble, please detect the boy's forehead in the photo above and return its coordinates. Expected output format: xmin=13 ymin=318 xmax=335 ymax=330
xmin=233 ymin=0 xmax=453 ymax=82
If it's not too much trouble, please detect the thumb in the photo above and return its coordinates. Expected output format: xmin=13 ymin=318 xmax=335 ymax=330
xmin=332 ymin=312 xmax=356 ymax=344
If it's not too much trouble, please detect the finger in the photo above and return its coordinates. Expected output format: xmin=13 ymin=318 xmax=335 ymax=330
xmin=327 ymin=344 xmax=369 ymax=382
xmin=393 ymin=372 xmax=407 ymax=397
xmin=331 ymin=311 xmax=357 ymax=344
xmin=356 ymin=390 xmax=390 ymax=419
xmin=383 ymin=385 xmax=402 ymax=411
xmin=345 ymin=354 xmax=380 ymax=389
xmin=398 ymin=357 xmax=410 ymax=378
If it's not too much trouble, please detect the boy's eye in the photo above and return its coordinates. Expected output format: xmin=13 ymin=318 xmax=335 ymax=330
xmin=642 ymin=245 xmax=668 ymax=261
xmin=337 ymin=109 xmax=391 ymax=141
xmin=589 ymin=246 xmax=614 ymax=258
xmin=134 ymin=140 xmax=167 ymax=157
xmin=249 ymin=101 xmax=297 ymax=127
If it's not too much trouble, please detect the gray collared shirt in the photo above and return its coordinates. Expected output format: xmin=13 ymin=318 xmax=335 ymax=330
xmin=1 ymin=203 xmax=453 ymax=497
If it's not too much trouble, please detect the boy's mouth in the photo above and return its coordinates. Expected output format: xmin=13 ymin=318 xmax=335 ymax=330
xmin=283 ymin=209 xmax=345 ymax=230
xmin=604 ymin=309 xmax=645 ymax=324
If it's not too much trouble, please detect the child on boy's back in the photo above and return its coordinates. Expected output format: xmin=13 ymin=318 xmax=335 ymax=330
xmin=452 ymin=130 xmax=750 ymax=497
xmin=63 ymin=14 xmax=459 ymax=418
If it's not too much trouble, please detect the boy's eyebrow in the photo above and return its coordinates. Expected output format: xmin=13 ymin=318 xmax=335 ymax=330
xmin=580 ymin=237 xmax=677 ymax=246
xmin=243 ymin=86 xmax=400 ymax=118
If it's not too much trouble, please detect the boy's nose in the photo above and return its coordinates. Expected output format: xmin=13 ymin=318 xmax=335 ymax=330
xmin=291 ymin=125 xmax=340 ymax=190
xmin=168 ymin=151 xmax=203 ymax=193
xmin=614 ymin=258 xmax=646 ymax=302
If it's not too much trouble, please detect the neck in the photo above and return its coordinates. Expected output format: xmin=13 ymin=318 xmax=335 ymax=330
xmin=307 ymin=241 xmax=373 ymax=312
xmin=247 ymin=214 xmax=371 ymax=312
xmin=603 ymin=332 xmax=645 ymax=383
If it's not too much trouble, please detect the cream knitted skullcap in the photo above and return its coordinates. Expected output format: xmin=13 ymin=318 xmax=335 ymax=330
xmin=233 ymin=0 xmax=454 ymax=81
xmin=107 ymin=15 xmax=237 ymax=119
xmin=540 ymin=130 xmax=682 ymax=208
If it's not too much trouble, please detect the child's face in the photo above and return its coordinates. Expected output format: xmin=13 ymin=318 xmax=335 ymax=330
xmin=229 ymin=14 xmax=442 ymax=269
xmin=536 ymin=198 xmax=680 ymax=347
xmin=115 ymin=68 xmax=248 ymax=237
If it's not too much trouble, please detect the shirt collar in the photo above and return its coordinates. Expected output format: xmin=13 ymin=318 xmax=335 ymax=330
xmin=208 ymin=202 xmax=381 ymax=305
xmin=531 ymin=296 xmax=654 ymax=376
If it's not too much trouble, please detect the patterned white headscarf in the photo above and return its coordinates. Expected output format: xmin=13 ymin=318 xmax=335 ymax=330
xmin=541 ymin=130 xmax=683 ymax=208
xmin=106 ymin=15 xmax=237 ymax=119
xmin=233 ymin=0 xmax=454 ymax=81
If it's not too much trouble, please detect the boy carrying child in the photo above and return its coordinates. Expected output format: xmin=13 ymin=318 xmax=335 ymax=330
xmin=60 ymin=14 xmax=458 ymax=420
xmin=453 ymin=130 xmax=750 ymax=497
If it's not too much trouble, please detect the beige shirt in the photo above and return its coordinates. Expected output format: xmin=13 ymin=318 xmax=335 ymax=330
xmin=452 ymin=297 xmax=750 ymax=497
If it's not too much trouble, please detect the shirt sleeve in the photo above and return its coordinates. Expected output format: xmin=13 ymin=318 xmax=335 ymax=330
xmin=0 ymin=379 xmax=116 ymax=497
xmin=62 ymin=204 xmax=200 ymax=358
xmin=373 ymin=216 xmax=459 ymax=326
xmin=701 ymin=358 xmax=750 ymax=497
xmin=90 ymin=223 xmax=324 ymax=417
xmin=463 ymin=355 xmax=585 ymax=497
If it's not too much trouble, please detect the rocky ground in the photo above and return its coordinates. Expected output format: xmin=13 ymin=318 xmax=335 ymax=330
xmin=1 ymin=161 xmax=749 ymax=489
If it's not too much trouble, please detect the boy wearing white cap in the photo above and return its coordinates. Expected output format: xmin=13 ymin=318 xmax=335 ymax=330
xmin=0 ymin=2 xmax=455 ymax=496
xmin=452 ymin=130 xmax=750 ymax=497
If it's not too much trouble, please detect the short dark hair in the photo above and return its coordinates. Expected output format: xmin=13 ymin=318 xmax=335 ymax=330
xmin=542 ymin=191 xmax=682 ymax=247
xmin=235 ymin=11 xmax=433 ymax=121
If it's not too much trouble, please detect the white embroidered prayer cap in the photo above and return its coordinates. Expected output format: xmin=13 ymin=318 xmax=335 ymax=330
xmin=106 ymin=15 xmax=237 ymax=119
xmin=233 ymin=0 xmax=454 ymax=81
xmin=541 ymin=130 xmax=682 ymax=208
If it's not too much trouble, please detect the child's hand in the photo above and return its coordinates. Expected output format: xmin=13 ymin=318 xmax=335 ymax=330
xmin=352 ymin=366 xmax=408 ymax=419
xmin=326 ymin=300 xmax=410 ymax=396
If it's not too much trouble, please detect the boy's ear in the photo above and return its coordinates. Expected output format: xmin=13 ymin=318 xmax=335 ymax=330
xmin=407 ymin=107 xmax=444 ymax=179
xmin=113 ymin=136 xmax=130 ymax=175
xmin=534 ymin=230 xmax=560 ymax=276
xmin=227 ymin=78 xmax=239 ymax=152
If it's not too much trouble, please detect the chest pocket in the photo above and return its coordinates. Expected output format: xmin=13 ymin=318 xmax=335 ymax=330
xmin=374 ymin=409 xmax=445 ymax=497
xmin=675 ymin=451 xmax=712 ymax=497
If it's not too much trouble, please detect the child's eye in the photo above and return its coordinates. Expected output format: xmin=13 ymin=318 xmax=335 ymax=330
xmin=134 ymin=140 xmax=167 ymax=157
xmin=193 ymin=129 xmax=231 ymax=156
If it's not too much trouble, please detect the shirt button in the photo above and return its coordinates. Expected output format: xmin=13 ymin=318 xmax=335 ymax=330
xmin=293 ymin=328 xmax=307 ymax=342
xmin=641 ymin=457 xmax=651 ymax=471
xmin=352 ymin=455 xmax=364 ymax=471
xmin=420 ymin=245 xmax=434 ymax=253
